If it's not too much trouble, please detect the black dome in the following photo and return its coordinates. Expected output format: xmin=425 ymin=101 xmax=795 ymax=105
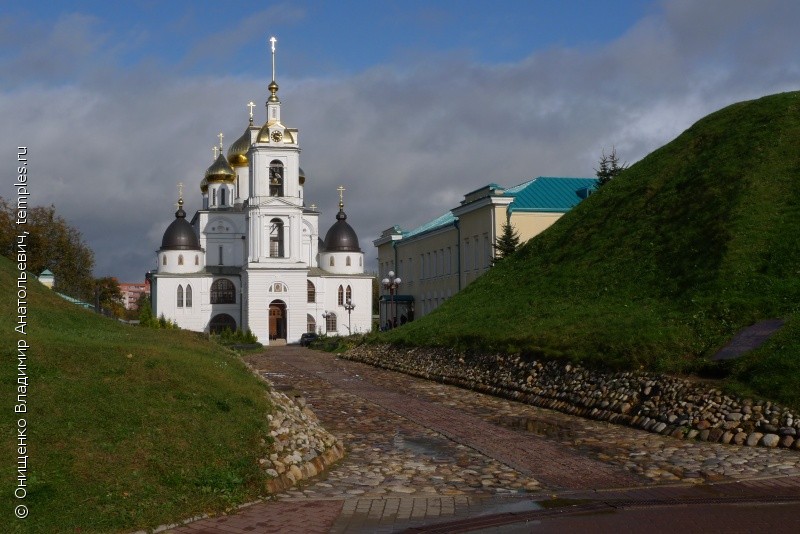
xmin=322 ymin=210 xmax=361 ymax=252
xmin=161 ymin=207 xmax=201 ymax=250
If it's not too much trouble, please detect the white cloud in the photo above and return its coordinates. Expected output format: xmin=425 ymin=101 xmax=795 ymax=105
xmin=2 ymin=1 xmax=799 ymax=280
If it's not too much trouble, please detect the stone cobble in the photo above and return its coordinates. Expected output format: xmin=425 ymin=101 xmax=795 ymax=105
xmin=250 ymin=356 xmax=546 ymax=498
xmin=169 ymin=347 xmax=800 ymax=533
xmin=344 ymin=344 xmax=800 ymax=451
xmin=261 ymin=347 xmax=800 ymax=488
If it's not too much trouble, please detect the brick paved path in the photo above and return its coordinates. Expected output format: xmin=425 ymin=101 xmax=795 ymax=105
xmin=164 ymin=347 xmax=800 ymax=533
xmin=263 ymin=349 xmax=640 ymax=490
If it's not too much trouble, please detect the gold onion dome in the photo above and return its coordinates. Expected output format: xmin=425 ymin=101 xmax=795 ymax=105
xmin=200 ymin=176 xmax=209 ymax=193
xmin=205 ymin=153 xmax=236 ymax=184
xmin=228 ymin=118 xmax=258 ymax=168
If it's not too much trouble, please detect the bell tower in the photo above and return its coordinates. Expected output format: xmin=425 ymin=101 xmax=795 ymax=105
xmin=247 ymin=36 xmax=304 ymax=264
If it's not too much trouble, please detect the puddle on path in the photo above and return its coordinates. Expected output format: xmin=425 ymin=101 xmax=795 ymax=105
xmin=472 ymin=497 xmax=543 ymax=517
xmin=392 ymin=433 xmax=456 ymax=462
xmin=491 ymin=415 xmax=578 ymax=442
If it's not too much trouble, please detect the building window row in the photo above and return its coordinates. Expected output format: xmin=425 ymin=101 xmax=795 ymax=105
xmin=176 ymin=284 xmax=194 ymax=308
xmin=337 ymin=285 xmax=353 ymax=305
xmin=329 ymin=255 xmax=362 ymax=267
xmin=418 ymin=247 xmax=455 ymax=280
xmin=163 ymin=254 xmax=200 ymax=267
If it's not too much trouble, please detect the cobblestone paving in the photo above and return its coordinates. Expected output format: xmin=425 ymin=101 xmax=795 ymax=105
xmin=169 ymin=347 xmax=800 ymax=533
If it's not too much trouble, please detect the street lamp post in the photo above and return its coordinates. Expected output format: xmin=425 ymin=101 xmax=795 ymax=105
xmin=321 ymin=311 xmax=331 ymax=335
xmin=344 ymin=298 xmax=355 ymax=334
xmin=381 ymin=271 xmax=402 ymax=329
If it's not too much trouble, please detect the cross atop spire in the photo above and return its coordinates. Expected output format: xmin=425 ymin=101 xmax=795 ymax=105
xmin=269 ymin=36 xmax=277 ymax=82
xmin=213 ymin=145 xmax=219 ymax=159
xmin=247 ymin=101 xmax=256 ymax=121
xmin=178 ymin=181 xmax=184 ymax=200
xmin=217 ymin=132 xmax=224 ymax=151
xmin=337 ymin=185 xmax=346 ymax=210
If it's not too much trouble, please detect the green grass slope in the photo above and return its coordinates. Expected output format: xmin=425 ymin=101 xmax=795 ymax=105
xmin=381 ymin=91 xmax=800 ymax=405
xmin=0 ymin=257 xmax=272 ymax=533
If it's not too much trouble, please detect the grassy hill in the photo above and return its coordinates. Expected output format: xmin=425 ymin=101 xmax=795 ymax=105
xmin=379 ymin=91 xmax=800 ymax=407
xmin=0 ymin=256 xmax=272 ymax=533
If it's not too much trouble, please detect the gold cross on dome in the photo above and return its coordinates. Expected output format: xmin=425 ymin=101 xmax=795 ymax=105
xmin=178 ymin=181 xmax=184 ymax=199
xmin=337 ymin=185 xmax=346 ymax=209
xmin=213 ymin=145 xmax=219 ymax=159
xmin=247 ymin=101 xmax=256 ymax=119
xmin=217 ymin=132 xmax=224 ymax=150
xmin=269 ymin=36 xmax=277 ymax=81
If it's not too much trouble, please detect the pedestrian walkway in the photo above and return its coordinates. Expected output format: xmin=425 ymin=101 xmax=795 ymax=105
xmin=165 ymin=347 xmax=800 ymax=533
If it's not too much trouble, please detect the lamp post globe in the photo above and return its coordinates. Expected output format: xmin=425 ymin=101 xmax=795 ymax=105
xmin=344 ymin=298 xmax=356 ymax=334
xmin=382 ymin=271 xmax=402 ymax=329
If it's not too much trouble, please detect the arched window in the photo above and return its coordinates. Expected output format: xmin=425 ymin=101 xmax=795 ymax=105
xmin=212 ymin=189 xmax=217 ymax=206
xmin=178 ymin=254 xmax=184 ymax=266
xmin=326 ymin=312 xmax=337 ymax=333
xmin=269 ymin=160 xmax=284 ymax=197
xmin=209 ymin=313 xmax=237 ymax=333
xmin=338 ymin=285 xmax=344 ymax=306
xmin=220 ymin=188 xmax=226 ymax=206
xmin=210 ymin=278 xmax=236 ymax=304
xmin=177 ymin=285 xmax=184 ymax=307
xmin=329 ymin=256 xmax=335 ymax=267
xmin=359 ymin=256 xmax=362 ymax=267
xmin=195 ymin=255 xmax=199 ymax=265
xmin=346 ymin=285 xmax=352 ymax=303
xmin=162 ymin=255 xmax=167 ymax=266
xmin=269 ymin=218 xmax=284 ymax=258
xmin=186 ymin=285 xmax=192 ymax=307
xmin=346 ymin=256 xmax=351 ymax=266
xmin=307 ymin=314 xmax=316 ymax=333
xmin=307 ymin=280 xmax=316 ymax=303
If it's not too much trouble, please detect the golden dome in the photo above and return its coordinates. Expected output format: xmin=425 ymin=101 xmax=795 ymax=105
xmin=200 ymin=176 xmax=209 ymax=193
xmin=227 ymin=119 xmax=258 ymax=168
xmin=256 ymin=123 xmax=295 ymax=143
xmin=205 ymin=153 xmax=236 ymax=183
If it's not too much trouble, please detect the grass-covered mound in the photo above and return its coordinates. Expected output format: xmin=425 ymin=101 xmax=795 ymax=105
xmin=0 ymin=256 xmax=272 ymax=533
xmin=380 ymin=91 xmax=800 ymax=407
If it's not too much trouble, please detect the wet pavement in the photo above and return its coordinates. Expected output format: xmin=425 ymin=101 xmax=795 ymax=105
xmin=165 ymin=346 xmax=800 ymax=533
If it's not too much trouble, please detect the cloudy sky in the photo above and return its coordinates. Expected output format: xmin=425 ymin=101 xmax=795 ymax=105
xmin=2 ymin=0 xmax=799 ymax=281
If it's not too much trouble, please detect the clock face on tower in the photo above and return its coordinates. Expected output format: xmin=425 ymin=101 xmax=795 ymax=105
xmin=271 ymin=130 xmax=283 ymax=142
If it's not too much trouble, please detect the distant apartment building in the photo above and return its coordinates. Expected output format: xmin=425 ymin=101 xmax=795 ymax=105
xmin=374 ymin=177 xmax=597 ymax=325
xmin=119 ymin=281 xmax=151 ymax=310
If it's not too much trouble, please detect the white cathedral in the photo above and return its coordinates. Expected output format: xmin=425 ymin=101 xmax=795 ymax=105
xmin=149 ymin=38 xmax=373 ymax=344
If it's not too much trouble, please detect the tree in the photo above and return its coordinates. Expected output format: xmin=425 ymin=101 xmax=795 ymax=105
xmin=0 ymin=197 xmax=95 ymax=300
xmin=137 ymin=294 xmax=154 ymax=326
xmin=94 ymin=277 xmax=124 ymax=318
xmin=493 ymin=217 xmax=521 ymax=264
xmin=595 ymin=146 xmax=627 ymax=188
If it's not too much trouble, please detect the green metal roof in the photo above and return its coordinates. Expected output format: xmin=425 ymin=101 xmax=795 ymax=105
xmin=391 ymin=177 xmax=595 ymax=245
xmin=505 ymin=177 xmax=597 ymax=212
xmin=402 ymin=211 xmax=457 ymax=240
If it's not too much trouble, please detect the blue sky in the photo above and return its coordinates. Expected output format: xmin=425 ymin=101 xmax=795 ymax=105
xmin=2 ymin=1 xmax=799 ymax=281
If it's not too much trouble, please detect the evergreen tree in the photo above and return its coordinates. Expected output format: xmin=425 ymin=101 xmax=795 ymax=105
xmin=595 ymin=147 xmax=627 ymax=188
xmin=137 ymin=294 xmax=153 ymax=326
xmin=493 ymin=218 xmax=521 ymax=264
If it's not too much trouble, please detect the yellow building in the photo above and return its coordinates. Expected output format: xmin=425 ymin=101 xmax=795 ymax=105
xmin=374 ymin=177 xmax=596 ymax=325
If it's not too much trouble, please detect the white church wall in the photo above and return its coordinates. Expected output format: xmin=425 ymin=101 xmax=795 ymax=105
xmin=153 ymin=275 xmax=214 ymax=332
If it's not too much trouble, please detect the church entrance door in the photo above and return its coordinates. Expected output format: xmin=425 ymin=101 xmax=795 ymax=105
xmin=269 ymin=300 xmax=287 ymax=341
